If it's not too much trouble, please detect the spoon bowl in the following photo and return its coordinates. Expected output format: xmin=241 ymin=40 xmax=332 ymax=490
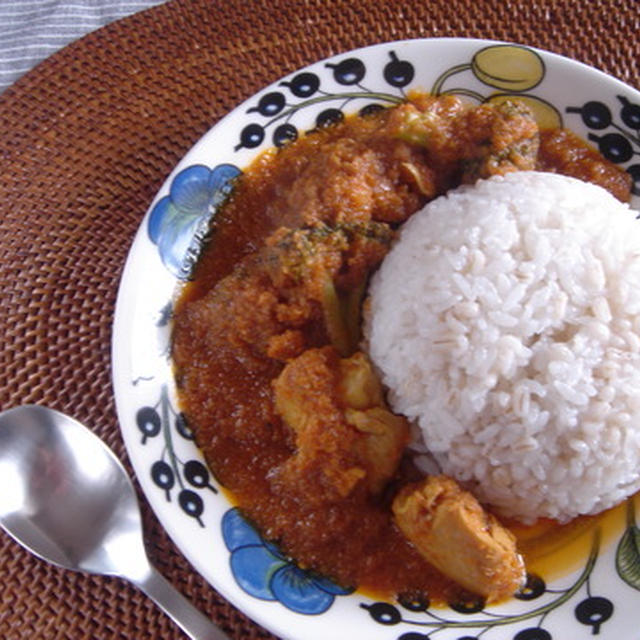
xmin=0 ymin=405 xmax=228 ymax=640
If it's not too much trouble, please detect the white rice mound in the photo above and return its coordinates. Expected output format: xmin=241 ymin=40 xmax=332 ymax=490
xmin=365 ymin=171 xmax=640 ymax=523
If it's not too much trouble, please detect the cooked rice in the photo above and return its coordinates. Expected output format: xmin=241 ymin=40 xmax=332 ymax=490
xmin=365 ymin=171 xmax=640 ymax=523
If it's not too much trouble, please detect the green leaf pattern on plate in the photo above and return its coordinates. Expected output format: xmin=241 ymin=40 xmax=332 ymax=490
xmin=616 ymin=499 xmax=640 ymax=590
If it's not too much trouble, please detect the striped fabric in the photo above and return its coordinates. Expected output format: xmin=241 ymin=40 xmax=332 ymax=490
xmin=0 ymin=0 xmax=167 ymax=92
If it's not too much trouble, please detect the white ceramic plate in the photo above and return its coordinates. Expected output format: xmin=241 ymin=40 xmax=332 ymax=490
xmin=112 ymin=38 xmax=640 ymax=640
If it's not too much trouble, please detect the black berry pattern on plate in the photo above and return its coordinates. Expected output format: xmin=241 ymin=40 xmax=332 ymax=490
xmin=235 ymin=50 xmax=413 ymax=150
xmin=566 ymin=96 xmax=640 ymax=195
xmin=136 ymin=385 xmax=216 ymax=527
xmin=574 ymin=596 xmax=614 ymax=634
xmin=325 ymin=57 xmax=367 ymax=85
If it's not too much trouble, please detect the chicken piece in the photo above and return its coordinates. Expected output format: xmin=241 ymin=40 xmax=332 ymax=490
xmin=339 ymin=353 xmax=411 ymax=492
xmin=392 ymin=475 xmax=525 ymax=602
xmin=276 ymin=134 xmax=425 ymax=226
xmin=385 ymin=95 xmax=466 ymax=196
xmin=273 ymin=347 xmax=410 ymax=500
xmin=388 ymin=96 xmax=539 ymax=189
xmin=453 ymin=99 xmax=539 ymax=183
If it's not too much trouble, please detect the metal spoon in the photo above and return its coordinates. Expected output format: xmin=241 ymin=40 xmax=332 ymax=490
xmin=0 ymin=404 xmax=229 ymax=640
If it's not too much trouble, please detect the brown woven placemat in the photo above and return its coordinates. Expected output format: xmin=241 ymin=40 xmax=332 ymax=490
xmin=0 ymin=0 xmax=638 ymax=638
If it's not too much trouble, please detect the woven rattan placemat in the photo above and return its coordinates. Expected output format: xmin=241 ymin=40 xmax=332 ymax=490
xmin=0 ymin=0 xmax=638 ymax=638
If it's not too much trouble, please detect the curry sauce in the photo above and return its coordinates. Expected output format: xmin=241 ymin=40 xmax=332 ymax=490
xmin=172 ymin=94 xmax=632 ymax=604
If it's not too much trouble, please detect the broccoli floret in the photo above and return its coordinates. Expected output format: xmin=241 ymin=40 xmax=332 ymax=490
xmin=264 ymin=222 xmax=393 ymax=355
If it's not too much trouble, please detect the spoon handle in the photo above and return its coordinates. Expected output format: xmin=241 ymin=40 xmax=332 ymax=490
xmin=133 ymin=565 xmax=230 ymax=640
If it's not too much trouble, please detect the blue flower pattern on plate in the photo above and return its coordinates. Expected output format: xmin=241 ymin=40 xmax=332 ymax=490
xmin=148 ymin=163 xmax=241 ymax=279
xmin=222 ymin=508 xmax=353 ymax=614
